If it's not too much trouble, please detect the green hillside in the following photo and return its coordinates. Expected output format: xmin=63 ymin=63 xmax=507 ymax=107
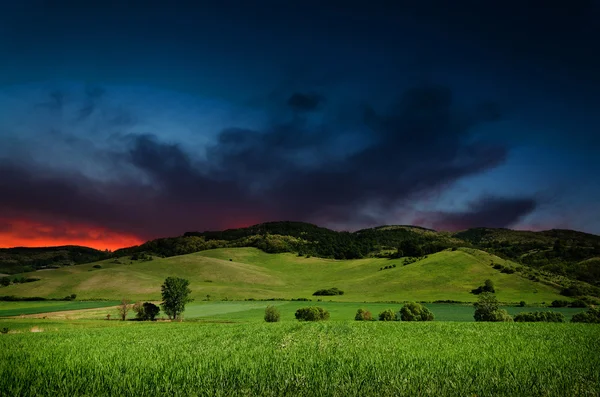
xmin=1 ymin=247 xmax=567 ymax=303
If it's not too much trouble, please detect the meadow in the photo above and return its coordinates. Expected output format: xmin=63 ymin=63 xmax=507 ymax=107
xmin=1 ymin=320 xmax=599 ymax=396
xmin=1 ymin=247 xmax=567 ymax=303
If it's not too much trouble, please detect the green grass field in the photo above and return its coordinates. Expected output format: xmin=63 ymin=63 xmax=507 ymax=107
xmin=1 ymin=247 xmax=566 ymax=303
xmin=1 ymin=320 xmax=598 ymax=396
xmin=0 ymin=300 xmax=118 ymax=317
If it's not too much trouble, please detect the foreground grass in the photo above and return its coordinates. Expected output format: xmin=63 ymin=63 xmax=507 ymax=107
xmin=2 ymin=247 xmax=565 ymax=303
xmin=1 ymin=321 xmax=598 ymax=396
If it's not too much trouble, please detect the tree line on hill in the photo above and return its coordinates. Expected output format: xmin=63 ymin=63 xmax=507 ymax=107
xmin=3 ymin=221 xmax=600 ymax=294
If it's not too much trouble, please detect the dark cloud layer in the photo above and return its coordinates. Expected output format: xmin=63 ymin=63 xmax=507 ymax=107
xmin=420 ymin=197 xmax=539 ymax=232
xmin=0 ymin=84 xmax=537 ymax=240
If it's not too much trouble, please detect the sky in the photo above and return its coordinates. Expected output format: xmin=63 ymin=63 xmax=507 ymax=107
xmin=0 ymin=1 xmax=599 ymax=250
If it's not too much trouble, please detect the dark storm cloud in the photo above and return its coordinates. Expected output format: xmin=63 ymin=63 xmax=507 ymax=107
xmin=423 ymin=196 xmax=539 ymax=231
xmin=0 ymin=82 xmax=532 ymax=238
xmin=287 ymin=93 xmax=324 ymax=112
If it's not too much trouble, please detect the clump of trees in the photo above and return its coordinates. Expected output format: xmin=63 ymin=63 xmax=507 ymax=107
xmin=264 ymin=305 xmax=280 ymax=322
xmin=133 ymin=301 xmax=160 ymax=321
xmin=471 ymin=279 xmax=495 ymax=295
xmin=473 ymin=292 xmax=513 ymax=322
xmin=295 ymin=307 xmax=330 ymax=321
xmin=378 ymin=309 xmax=397 ymax=321
xmin=514 ymin=311 xmax=565 ymax=322
xmin=118 ymin=299 xmax=130 ymax=321
xmin=571 ymin=307 xmax=600 ymax=323
xmin=161 ymin=277 xmax=193 ymax=321
xmin=400 ymin=302 xmax=434 ymax=321
xmin=354 ymin=308 xmax=373 ymax=321
xmin=312 ymin=288 xmax=344 ymax=296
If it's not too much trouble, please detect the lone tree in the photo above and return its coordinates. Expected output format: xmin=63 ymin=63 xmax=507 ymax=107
xmin=117 ymin=298 xmax=130 ymax=321
xmin=473 ymin=292 xmax=512 ymax=322
xmin=161 ymin=277 xmax=193 ymax=321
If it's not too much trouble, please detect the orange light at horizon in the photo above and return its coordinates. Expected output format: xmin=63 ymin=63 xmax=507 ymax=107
xmin=0 ymin=219 xmax=144 ymax=251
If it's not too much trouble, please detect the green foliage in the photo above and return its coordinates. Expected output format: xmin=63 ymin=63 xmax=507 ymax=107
xmin=312 ymin=287 xmax=344 ymax=296
xmin=133 ymin=301 xmax=160 ymax=321
xmin=471 ymin=279 xmax=495 ymax=295
xmin=0 ymin=277 xmax=9 ymax=287
xmin=514 ymin=311 xmax=565 ymax=322
xmin=264 ymin=305 xmax=280 ymax=322
xmin=571 ymin=307 xmax=600 ymax=323
xmin=378 ymin=309 xmax=397 ymax=321
xmin=160 ymin=277 xmax=193 ymax=320
xmin=519 ymin=301 xmax=526 ymax=307
xmin=92 ymin=264 xmax=102 ymax=269
xmin=354 ymin=308 xmax=373 ymax=321
xmin=474 ymin=293 xmax=513 ymax=322
xmin=400 ymin=302 xmax=434 ymax=321
xmin=294 ymin=306 xmax=330 ymax=321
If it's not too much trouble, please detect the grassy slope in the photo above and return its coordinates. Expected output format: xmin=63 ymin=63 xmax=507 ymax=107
xmin=0 ymin=247 xmax=565 ymax=303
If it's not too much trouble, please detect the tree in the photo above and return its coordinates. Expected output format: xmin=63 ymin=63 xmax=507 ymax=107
xmin=473 ymin=292 xmax=512 ymax=322
xmin=142 ymin=302 xmax=160 ymax=321
xmin=378 ymin=309 xmax=397 ymax=321
xmin=118 ymin=298 xmax=131 ymax=321
xmin=400 ymin=302 xmax=434 ymax=321
xmin=571 ymin=307 xmax=600 ymax=323
xmin=355 ymin=308 xmax=373 ymax=321
xmin=161 ymin=277 xmax=193 ymax=320
xmin=295 ymin=307 xmax=330 ymax=321
xmin=264 ymin=305 xmax=280 ymax=322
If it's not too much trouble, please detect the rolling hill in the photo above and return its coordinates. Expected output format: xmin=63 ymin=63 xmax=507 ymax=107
xmin=0 ymin=247 xmax=570 ymax=303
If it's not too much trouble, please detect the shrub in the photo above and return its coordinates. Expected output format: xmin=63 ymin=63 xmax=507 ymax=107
xmin=500 ymin=267 xmax=515 ymax=274
xmin=571 ymin=307 xmax=600 ymax=323
xmin=519 ymin=301 xmax=526 ymax=307
xmin=355 ymin=308 xmax=373 ymax=321
xmin=92 ymin=265 xmax=102 ymax=269
xmin=0 ymin=277 xmax=10 ymax=287
xmin=473 ymin=292 xmax=513 ymax=322
xmin=295 ymin=307 xmax=329 ymax=321
xmin=142 ymin=302 xmax=160 ymax=320
xmin=0 ymin=327 xmax=8 ymax=334
xmin=312 ymin=288 xmax=344 ymax=296
xmin=378 ymin=309 xmax=397 ymax=321
xmin=471 ymin=279 xmax=495 ymax=295
xmin=551 ymin=300 xmax=569 ymax=308
xmin=400 ymin=302 xmax=434 ymax=321
xmin=514 ymin=311 xmax=565 ymax=322
xmin=264 ymin=305 xmax=280 ymax=322
xmin=570 ymin=300 xmax=587 ymax=308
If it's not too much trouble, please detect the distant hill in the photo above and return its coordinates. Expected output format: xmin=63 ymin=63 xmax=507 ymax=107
xmin=3 ymin=221 xmax=600 ymax=293
xmin=0 ymin=247 xmax=572 ymax=303
xmin=0 ymin=246 xmax=110 ymax=275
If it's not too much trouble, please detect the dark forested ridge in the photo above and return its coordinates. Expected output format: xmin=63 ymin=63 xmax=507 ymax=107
xmin=0 ymin=246 xmax=110 ymax=274
xmin=2 ymin=222 xmax=600 ymax=289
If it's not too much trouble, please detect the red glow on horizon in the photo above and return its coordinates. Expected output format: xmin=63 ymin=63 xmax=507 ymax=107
xmin=0 ymin=219 xmax=144 ymax=251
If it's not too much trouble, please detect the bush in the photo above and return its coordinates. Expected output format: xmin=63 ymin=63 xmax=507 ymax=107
xmin=471 ymin=279 xmax=495 ymax=295
xmin=264 ymin=305 xmax=281 ymax=322
xmin=0 ymin=327 xmax=8 ymax=334
xmin=519 ymin=301 xmax=526 ymax=307
xmin=295 ymin=307 xmax=329 ymax=321
xmin=570 ymin=300 xmax=587 ymax=308
xmin=355 ymin=308 xmax=373 ymax=321
xmin=400 ymin=302 xmax=434 ymax=321
xmin=551 ymin=300 xmax=570 ymax=308
xmin=514 ymin=311 xmax=565 ymax=322
xmin=571 ymin=307 xmax=600 ymax=323
xmin=500 ymin=267 xmax=515 ymax=274
xmin=473 ymin=292 xmax=512 ymax=322
xmin=0 ymin=277 xmax=10 ymax=287
xmin=92 ymin=265 xmax=102 ymax=269
xmin=143 ymin=302 xmax=160 ymax=320
xmin=312 ymin=288 xmax=344 ymax=296
xmin=378 ymin=309 xmax=397 ymax=321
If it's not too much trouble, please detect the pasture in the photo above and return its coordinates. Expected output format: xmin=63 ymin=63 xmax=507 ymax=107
xmin=1 ymin=320 xmax=598 ymax=396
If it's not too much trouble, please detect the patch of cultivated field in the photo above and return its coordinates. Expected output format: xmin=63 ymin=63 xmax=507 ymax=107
xmin=1 ymin=301 xmax=585 ymax=322
xmin=1 ymin=321 xmax=598 ymax=396
xmin=1 ymin=247 xmax=566 ymax=303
